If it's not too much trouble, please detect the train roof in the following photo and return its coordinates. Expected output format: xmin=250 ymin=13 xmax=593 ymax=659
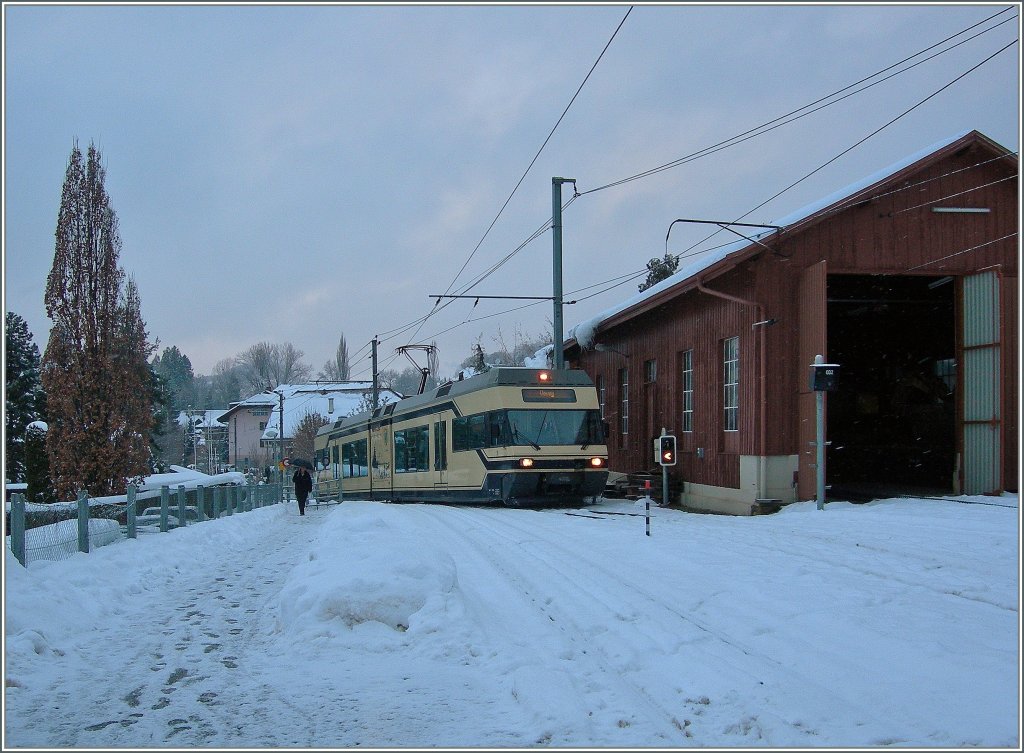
xmin=316 ymin=367 xmax=594 ymax=436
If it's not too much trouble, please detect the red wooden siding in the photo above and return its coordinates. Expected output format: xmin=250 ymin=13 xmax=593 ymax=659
xmin=567 ymin=131 xmax=1017 ymax=496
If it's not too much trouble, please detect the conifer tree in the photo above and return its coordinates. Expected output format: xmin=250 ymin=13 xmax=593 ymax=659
xmin=24 ymin=422 xmax=55 ymax=503
xmin=4 ymin=312 xmax=45 ymax=482
xmin=638 ymin=252 xmax=681 ymax=292
xmin=40 ymin=143 xmax=154 ymax=499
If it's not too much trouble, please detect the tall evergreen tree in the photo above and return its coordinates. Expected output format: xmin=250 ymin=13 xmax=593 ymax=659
xmin=4 ymin=312 xmax=45 ymax=482
xmin=153 ymin=345 xmax=195 ymax=412
xmin=24 ymin=422 xmax=55 ymax=503
xmin=40 ymin=143 xmax=154 ymax=499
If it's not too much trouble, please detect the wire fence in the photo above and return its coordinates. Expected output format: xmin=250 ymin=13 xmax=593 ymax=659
xmin=5 ymin=482 xmax=284 ymax=567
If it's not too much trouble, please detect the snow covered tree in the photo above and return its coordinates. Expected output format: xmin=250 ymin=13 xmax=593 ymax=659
xmin=4 ymin=312 xmax=45 ymax=482
xmin=459 ymin=342 xmax=490 ymax=375
xmin=40 ymin=143 xmax=154 ymax=500
xmin=638 ymin=252 xmax=680 ymax=292
xmin=317 ymin=333 xmax=350 ymax=381
xmin=348 ymin=391 xmax=392 ymax=416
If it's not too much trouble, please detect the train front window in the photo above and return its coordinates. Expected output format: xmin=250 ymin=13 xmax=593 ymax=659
xmin=505 ymin=409 xmax=603 ymax=447
xmin=453 ymin=409 xmax=603 ymax=450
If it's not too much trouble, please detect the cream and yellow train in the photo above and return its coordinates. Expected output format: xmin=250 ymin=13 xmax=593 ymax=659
xmin=313 ymin=367 xmax=609 ymax=507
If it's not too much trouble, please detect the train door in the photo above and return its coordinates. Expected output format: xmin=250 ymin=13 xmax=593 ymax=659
xmin=433 ymin=419 xmax=448 ymax=493
xmin=369 ymin=422 xmax=392 ymax=500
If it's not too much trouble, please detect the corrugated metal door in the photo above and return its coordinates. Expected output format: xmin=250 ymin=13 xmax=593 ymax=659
xmin=961 ymin=270 xmax=1002 ymax=494
xmin=798 ymin=261 xmax=827 ymax=500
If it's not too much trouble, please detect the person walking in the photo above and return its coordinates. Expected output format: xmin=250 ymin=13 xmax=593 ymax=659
xmin=292 ymin=466 xmax=313 ymax=516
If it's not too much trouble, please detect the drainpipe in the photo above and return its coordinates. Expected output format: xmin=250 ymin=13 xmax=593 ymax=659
xmin=695 ymin=278 xmax=768 ymax=501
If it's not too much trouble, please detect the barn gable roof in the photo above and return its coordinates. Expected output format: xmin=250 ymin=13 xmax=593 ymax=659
xmin=566 ymin=129 xmax=1016 ymax=351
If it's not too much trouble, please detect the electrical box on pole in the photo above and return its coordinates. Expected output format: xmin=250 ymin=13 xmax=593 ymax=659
xmin=810 ymin=355 xmax=839 ymax=510
xmin=810 ymin=362 xmax=840 ymax=391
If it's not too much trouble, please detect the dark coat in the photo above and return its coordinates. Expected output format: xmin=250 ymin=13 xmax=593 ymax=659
xmin=292 ymin=469 xmax=313 ymax=498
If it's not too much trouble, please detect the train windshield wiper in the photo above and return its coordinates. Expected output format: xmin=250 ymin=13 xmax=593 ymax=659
xmin=512 ymin=424 xmax=541 ymax=450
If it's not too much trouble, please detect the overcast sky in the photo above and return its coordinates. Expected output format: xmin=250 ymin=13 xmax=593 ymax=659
xmin=3 ymin=3 xmax=1019 ymax=385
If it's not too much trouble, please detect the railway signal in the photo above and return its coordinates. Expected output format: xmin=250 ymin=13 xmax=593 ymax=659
xmin=657 ymin=435 xmax=677 ymax=466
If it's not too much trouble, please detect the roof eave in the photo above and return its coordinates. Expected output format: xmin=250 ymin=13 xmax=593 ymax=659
xmin=571 ymin=130 xmax=1012 ymax=344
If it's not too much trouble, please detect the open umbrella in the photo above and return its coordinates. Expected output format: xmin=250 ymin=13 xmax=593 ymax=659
xmin=289 ymin=457 xmax=315 ymax=471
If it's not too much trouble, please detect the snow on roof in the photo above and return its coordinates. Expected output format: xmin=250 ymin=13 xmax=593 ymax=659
xmin=177 ymin=410 xmax=228 ymax=429
xmin=567 ymin=130 xmax=979 ymax=350
xmin=220 ymin=382 xmax=401 ymax=443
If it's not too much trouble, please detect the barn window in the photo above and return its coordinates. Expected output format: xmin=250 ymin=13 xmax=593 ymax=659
xmin=644 ymin=359 xmax=657 ymax=383
xmin=618 ymin=368 xmax=629 ymax=435
xmin=723 ymin=337 xmax=739 ymax=432
xmin=596 ymin=375 xmax=606 ymax=419
xmin=681 ymin=349 xmax=694 ymax=433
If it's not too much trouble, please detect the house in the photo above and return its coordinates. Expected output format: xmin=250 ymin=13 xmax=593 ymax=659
xmin=217 ymin=382 xmax=403 ymax=473
xmin=565 ymin=130 xmax=1018 ymax=515
xmin=176 ymin=410 xmax=229 ymax=472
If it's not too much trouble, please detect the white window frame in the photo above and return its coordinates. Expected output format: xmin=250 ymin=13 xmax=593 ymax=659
xmin=619 ymin=367 xmax=629 ymax=435
xmin=723 ymin=337 xmax=739 ymax=432
xmin=681 ymin=349 xmax=694 ymax=433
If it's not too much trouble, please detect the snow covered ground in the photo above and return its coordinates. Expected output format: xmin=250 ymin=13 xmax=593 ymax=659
xmin=3 ymin=493 xmax=1019 ymax=749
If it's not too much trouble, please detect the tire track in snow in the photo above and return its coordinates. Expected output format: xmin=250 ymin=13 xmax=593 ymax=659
xmin=401 ymin=505 xmax=695 ymax=746
xmin=421 ymin=505 xmax=902 ymax=745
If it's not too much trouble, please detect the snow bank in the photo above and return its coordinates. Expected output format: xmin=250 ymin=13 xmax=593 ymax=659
xmin=272 ymin=504 xmax=464 ymax=651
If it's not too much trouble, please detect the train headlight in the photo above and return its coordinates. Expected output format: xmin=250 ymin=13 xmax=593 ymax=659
xmin=537 ymin=371 xmax=551 ymax=382
xmin=519 ymin=458 xmax=535 ymax=468
xmin=589 ymin=457 xmax=606 ymax=468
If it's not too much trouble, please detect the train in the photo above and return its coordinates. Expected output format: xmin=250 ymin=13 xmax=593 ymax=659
xmin=313 ymin=367 xmax=609 ymax=507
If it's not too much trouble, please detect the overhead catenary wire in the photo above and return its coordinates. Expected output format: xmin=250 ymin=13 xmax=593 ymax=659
xmin=577 ymin=8 xmax=1017 ymax=197
xmin=351 ymin=10 xmax=1016 ymax=376
xmin=433 ymin=7 xmax=633 ymax=307
xmin=426 ymin=10 xmax=1016 ymax=307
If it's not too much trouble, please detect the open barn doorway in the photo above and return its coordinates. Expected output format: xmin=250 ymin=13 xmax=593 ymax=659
xmin=826 ymin=274 xmax=957 ymax=500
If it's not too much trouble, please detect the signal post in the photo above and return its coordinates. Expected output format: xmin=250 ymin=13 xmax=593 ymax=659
xmin=655 ymin=428 xmax=677 ymax=508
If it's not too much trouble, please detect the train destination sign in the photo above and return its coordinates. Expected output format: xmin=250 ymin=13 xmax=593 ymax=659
xmin=521 ymin=388 xmax=577 ymax=403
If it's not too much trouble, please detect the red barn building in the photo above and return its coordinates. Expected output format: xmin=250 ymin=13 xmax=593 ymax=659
xmin=565 ymin=130 xmax=1018 ymax=515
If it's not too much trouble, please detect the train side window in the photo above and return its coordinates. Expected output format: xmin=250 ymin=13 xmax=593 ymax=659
xmin=342 ymin=439 xmax=367 ymax=478
xmin=452 ymin=416 xmax=469 ymax=451
xmin=452 ymin=413 xmax=488 ymax=451
xmin=396 ymin=425 xmax=429 ymax=472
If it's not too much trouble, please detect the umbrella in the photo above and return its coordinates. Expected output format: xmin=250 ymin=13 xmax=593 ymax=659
xmin=289 ymin=457 xmax=314 ymax=471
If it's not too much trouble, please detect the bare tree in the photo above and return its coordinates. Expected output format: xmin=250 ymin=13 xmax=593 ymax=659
xmin=292 ymin=410 xmax=329 ymax=463
xmin=278 ymin=342 xmax=312 ymax=384
xmin=237 ymin=341 xmax=312 ymax=393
